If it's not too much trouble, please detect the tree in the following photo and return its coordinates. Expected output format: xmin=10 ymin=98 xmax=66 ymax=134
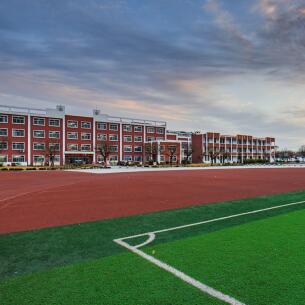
xmin=96 ymin=140 xmax=111 ymax=168
xmin=182 ymin=143 xmax=193 ymax=165
xmin=145 ymin=143 xmax=158 ymax=164
xmin=220 ymin=150 xmax=230 ymax=164
xmin=298 ymin=145 xmax=305 ymax=160
xmin=0 ymin=137 xmax=9 ymax=164
xmin=166 ymin=145 xmax=177 ymax=166
xmin=0 ymin=137 xmax=8 ymax=154
xmin=207 ymin=147 xmax=219 ymax=164
xmin=45 ymin=141 xmax=60 ymax=167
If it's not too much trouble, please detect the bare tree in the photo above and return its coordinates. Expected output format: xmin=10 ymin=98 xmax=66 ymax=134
xmin=220 ymin=150 xmax=230 ymax=164
xmin=298 ymin=145 xmax=305 ymax=161
xmin=0 ymin=137 xmax=8 ymax=164
xmin=145 ymin=143 xmax=158 ymax=164
xmin=0 ymin=137 xmax=8 ymax=154
xmin=96 ymin=140 xmax=111 ymax=168
xmin=183 ymin=143 xmax=193 ymax=165
xmin=167 ymin=145 xmax=177 ymax=166
xmin=46 ymin=141 xmax=60 ymax=167
xmin=207 ymin=147 xmax=219 ymax=164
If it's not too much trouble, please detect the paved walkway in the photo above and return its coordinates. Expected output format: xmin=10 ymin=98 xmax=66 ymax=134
xmin=68 ymin=164 xmax=305 ymax=174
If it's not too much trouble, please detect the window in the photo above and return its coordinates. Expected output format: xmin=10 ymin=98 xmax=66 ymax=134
xmin=109 ymin=155 xmax=118 ymax=162
xmin=0 ymin=115 xmax=8 ymax=123
xmin=97 ymin=134 xmax=107 ymax=141
xmin=67 ymin=120 xmax=78 ymax=128
xmin=81 ymin=121 xmax=91 ymax=129
xmin=67 ymin=132 xmax=78 ymax=139
xmin=12 ymin=155 xmax=25 ymax=163
xmin=147 ymin=127 xmax=154 ymax=133
xmin=12 ymin=142 xmax=25 ymax=150
xmin=49 ymin=143 xmax=60 ymax=151
xmin=123 ymin=155 xmax=132 ymax=161
xmin=0 ymin=128 xmax=7 ymax=136
xmin=67 ymin=144 xmax=78 ymax=151
xmin=33 ymin=143 xmax=46 ymax=150
xmin=0 ymin=142 xmax=8 ymax=150
xmin=172 ymin=156 xmax=177 ymax=162
xmin=12 ymin=129 xmax=25 ymax=137
xmin=33 ymin=130 xmax=45 ymax=138
xmin=33 ymin=155 xmax=45 ymax=163
xmin=160 ymin=155 xmax=165 ymax=162
xmin=33 ymin=117 xmax=45 ymax=126
xmin=147 ymin=137 xmax=154 ymax=141
xmin=109 ymin=134 xmax=118 ymax=141
xmin=81 ymin=133 xmax=91 ymax=140
xmin=156 ymin=128 xmax=164 ymax=134
xmin=81 ymin=144 xmax=91 ymax=151
xmin=124 ymin=135 xmax=132 ymax=142
xmin=109 ymin=123 xmax=118 ymax=131
xmin=0 ymin=155 xmax=8 ymax=163
xmin=134 ymin=146 xmax=142 ymax=152
xmin=124 ymin=145 xmax=132 ymax=152
xmin=160 ymin=145 xmax=165 ymax=152
xmin=12 ymin=116 xmax=25 ymax=124
xmin=49 ymin=119 xmax=60 ymax=127
xmin=53 ymin=155 xmax=60 ymax=163
xmin=97 ymin=122 xmax=107 ymax=130
xmin=109 ymin=145 xmax=118 ymax=152
xmin=123 ymin=125 xmax=132 ymax=132
xmin=134 ymin=126 xmax=143 ymax=132
xmin=134 ymin=136 xmax=142 ymax=142
xmin=134 ymin=155 xmax=142 ymax=162
xmin=49 ymin=131 xmax=60 ymax=139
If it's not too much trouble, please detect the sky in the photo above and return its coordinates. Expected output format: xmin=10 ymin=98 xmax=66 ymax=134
xmin=0 ymin=0 xmax=305 ymax=149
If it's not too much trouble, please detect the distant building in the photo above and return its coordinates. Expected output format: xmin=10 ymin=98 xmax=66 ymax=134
xmin=192 ymin=132 xmax=276 ymax=164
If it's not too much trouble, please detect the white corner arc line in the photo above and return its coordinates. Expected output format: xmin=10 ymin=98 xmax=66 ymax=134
xmin=134 ymin=233 xmax=156 ymax=249
xmin=114 ymin=238 xmax=246 ymax=305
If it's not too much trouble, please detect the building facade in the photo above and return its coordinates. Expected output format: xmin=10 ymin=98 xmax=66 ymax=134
xmin=0 ymin=105 xmax=276 ymax=166
xmin=192 ymin=132 xmax=276 ymax=164
xmin=0 ymin=105 xmax=181 ymax=165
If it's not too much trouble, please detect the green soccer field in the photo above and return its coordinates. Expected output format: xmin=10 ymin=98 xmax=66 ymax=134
xmin=1 ymin=191 xmax=305 ymax=305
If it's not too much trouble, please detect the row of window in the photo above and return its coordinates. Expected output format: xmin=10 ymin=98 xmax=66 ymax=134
xmin=0 ymin=115 xmax=61 ymax=126
xmin=97 ymin=134 xmax=144 ymax=142
xmin=0 ymin=142 xmax=60 ymax=151
xmin=67 ymin=120 xmax=91 ymax=129
xmin=67 ymin=144 xmax=92 ymax=152
xmin=0 ymin=155 xmax=61 ymax=163
xmin=67 ymin=132 xmax=91 ymax=140
xmin=207 ymin=139 xmax=272 ymax=145
xmin=0 ymin=128 xmax=61 ymax=139
xmin=96 ymin=122 xmax=164 ymax=134
xmin=66 ymin=144 xmax=143 ymax=153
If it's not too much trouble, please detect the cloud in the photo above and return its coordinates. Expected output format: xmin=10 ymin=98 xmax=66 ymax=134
xmin=0 ymin=0 xmax=304 ymax=149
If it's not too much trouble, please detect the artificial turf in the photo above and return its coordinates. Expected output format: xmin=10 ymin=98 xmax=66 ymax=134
xmin=1 ymin=190 xmax=305 ymax=280
xmin=1 ymin=204 xmax=304 ymax=305
xmin=143 ymin=208 xmax=305 ymax=305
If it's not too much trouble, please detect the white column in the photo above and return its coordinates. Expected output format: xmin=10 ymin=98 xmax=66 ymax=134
xmin=27 ymin=113 xmax=31 ymax=165
xmin=119 ymin=123 xmax=123 ymax=161
xmin=157 ymin=141 xmax=161 ymax=163
xmin=62 ymin=117 xmax=66 ymax=164
xmin=92 ymin=118 xmax=96 ymax=164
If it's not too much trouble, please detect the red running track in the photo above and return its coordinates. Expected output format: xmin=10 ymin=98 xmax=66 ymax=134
xmin=1 ymin=168 xmax=305 ymax=234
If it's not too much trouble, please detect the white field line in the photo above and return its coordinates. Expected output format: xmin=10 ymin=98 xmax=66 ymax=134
xmin=114 ymin=199 xmax=305 ymax=305
xmin=118 ymin=199 xmax=305 ymax=242
xmin=114 ymin=238 xmax=246 ymax=305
